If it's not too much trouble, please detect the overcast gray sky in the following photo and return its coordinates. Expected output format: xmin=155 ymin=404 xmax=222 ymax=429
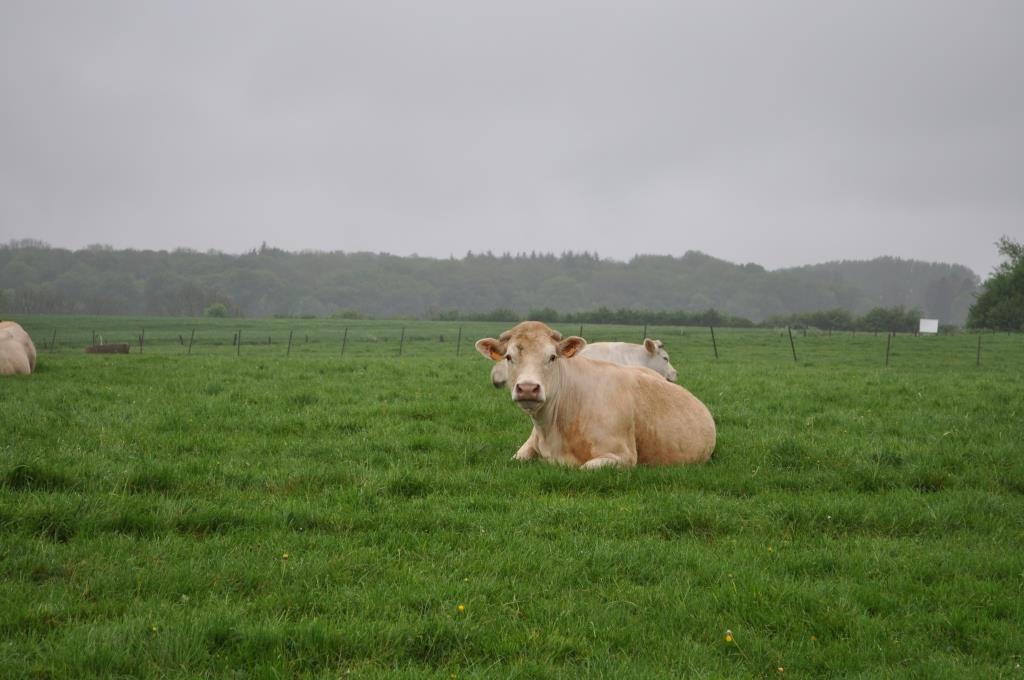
xmin=1 ymin=1 xmax=1021 ymax=277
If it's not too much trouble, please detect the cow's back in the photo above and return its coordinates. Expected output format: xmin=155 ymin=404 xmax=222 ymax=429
xmin=579 ymin=342 xmax=639 ymax=365
xmin=629 ymin=371 xmax=715 ymax=464
xmin=558 ymin=359 xmax=714 ymax=466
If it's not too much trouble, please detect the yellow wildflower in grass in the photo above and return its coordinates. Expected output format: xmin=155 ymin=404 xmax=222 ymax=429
xmin=457 ymin=604 xmax=465 ymax=613
xmin=724 ymin=629 xmax=734 ymax=643
xmin=282 ymin=553 xmax=289 ymax=560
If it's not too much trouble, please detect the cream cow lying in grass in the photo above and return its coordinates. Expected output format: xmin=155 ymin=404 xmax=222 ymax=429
xmin=477 ymin=321 xmax=715 ymax=468
xmin=0 ymin=320 xmax=37 ymax=376
xmin=489 ymin=337 xmax=678 ymax=386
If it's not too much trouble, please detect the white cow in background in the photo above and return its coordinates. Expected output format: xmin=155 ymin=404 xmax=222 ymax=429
xmin=490 ymin=337 xmax=678 ymax=386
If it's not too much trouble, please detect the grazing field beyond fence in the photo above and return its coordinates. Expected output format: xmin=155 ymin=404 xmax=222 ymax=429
xmin=18 ymin=314 xmax=1024 ymax=370
xmin=2 ymin=315 xmax=1023 ymax=677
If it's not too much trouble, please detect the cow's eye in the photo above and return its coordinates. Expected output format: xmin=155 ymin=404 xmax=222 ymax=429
xmin=505 ymin=354 xmax=513 ymax=362
xmin=549 ymin=354 xmax=557 ymax=363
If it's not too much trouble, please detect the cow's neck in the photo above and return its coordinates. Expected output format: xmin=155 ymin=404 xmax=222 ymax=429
xmin=526 ymin=360 xmax=579 ymax=432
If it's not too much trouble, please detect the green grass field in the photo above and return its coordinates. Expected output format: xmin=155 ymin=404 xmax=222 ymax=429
xmin=2 ymin=316 xmax=1023 ymax=677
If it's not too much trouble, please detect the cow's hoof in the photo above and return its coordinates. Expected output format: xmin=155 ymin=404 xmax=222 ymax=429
xmin=581 ymin=457 xmax=622 ymax=470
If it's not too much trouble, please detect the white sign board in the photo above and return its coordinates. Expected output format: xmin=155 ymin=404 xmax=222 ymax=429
xmin=919 ymin=318 xmax=939 ymax=334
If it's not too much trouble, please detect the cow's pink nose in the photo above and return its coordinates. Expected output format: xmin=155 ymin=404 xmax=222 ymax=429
xmin=514 ymin=381 xmax=541 ymax=401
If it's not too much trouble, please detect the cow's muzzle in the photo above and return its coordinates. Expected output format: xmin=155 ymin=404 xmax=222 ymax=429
xmin=513 ymin=381 xmax=543 ymax=406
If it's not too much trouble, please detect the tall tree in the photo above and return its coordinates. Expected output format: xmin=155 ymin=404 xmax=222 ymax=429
xmin=967 ymin=237 xmax=1024 ymax=330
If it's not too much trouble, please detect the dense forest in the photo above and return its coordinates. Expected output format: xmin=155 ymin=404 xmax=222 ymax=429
xmin=0 ymin=240 xmax=980 ymax=325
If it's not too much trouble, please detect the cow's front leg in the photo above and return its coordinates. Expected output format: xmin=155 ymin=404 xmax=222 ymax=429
xmin=580 ymin=452 xmax=636 ymax=470
xmin=512 ymin=428 xmax=540 ymax=461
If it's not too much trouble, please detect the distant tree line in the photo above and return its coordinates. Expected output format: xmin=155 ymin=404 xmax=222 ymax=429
xmin=454 ymin=304 xmax=925 ymax=332
xmin=762 ymin=306 xmax=924 ymax=333
xmin=455 ymin=306 xmax=756 ymax=328
xmin=0 ymin=240 xmax=981 ymax=325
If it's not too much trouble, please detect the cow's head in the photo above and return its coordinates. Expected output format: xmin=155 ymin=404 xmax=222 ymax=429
xmin=643 ymin=338 xmax=679 ymax=382
xmin=490 ymin=362 xmax=508 ymax=388
xmin=476 ymin=321 xmax=586 ymax=412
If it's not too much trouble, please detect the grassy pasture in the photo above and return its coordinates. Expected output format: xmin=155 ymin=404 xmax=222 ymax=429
xmin=2 ymin=316 xmax=1023 ymax=678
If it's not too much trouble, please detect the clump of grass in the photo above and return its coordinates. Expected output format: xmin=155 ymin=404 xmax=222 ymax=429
xmin=385 ymin=473 xmax=430 ymax=498
xmin=174 ymin=508 xmax=247 ymax=535
xmin=909 ymin=468 xmax=952 ymax=493
xmin=123 ymin=465 xmax=179 ymax=494
xmin=3 ymin=461 xmax=75 ymax=492
xmin=765 ymin=437 xmax=816 ymax=471
xmin=288 ymin=392 xmax=319 ymax=407
xmin=28 ymin=508 xmax=79 ymax=542
xmin=657 ymin=508 xmax=727 ymax=541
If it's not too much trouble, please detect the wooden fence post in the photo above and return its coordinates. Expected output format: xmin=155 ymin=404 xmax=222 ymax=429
xmin=976 ymin=334 xmax=982 ymax=367
xmin=341 ymin=327 xmax=348 ymax=356
xmin=456 ymin=327 xmax=462 ymax=356
xmin=188 ymin=328 xmax=195 ymax=355
xmin=710 ymin=326 xmax=718 ymax=359
xmin=287 ymin=329 xmax=294 ymax=357
xmin=885 ymin=332 xmax=892 ymax=367
xmin=787 ymin=326 xmax=798 ymax=362
xmin=398 ymin=327 xmax=406 ymax=356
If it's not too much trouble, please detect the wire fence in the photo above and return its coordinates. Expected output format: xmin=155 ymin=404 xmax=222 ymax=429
xmin=16 ymin=316 xmax=1024 ymax=372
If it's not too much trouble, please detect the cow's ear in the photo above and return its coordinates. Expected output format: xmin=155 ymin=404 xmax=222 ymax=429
xmin=644 ymin=338 xmax=657 ymax=354
xmin=557 ymin=336 xmax=586 ymax=358
xmin=475 ymin=338 xmax=506 ymax=361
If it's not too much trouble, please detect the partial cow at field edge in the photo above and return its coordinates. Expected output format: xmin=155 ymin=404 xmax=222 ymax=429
xmin=0 ymin=320 xmax=37 ymax=376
